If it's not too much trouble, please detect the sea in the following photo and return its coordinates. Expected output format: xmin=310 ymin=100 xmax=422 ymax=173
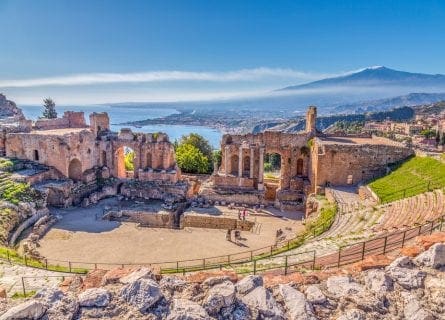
xmin=20 ymin=105 xmax=222 ymax=148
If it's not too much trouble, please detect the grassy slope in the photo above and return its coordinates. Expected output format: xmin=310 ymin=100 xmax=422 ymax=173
xmin=369 ymin=156 xmax=445 ymax=203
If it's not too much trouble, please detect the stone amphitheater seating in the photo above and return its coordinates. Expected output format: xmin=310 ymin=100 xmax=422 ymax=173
xmin=283 ymin=188 xmax=445 ymax=258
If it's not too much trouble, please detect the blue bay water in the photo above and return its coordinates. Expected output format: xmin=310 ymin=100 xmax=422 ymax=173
xmin=20 ymin=105 xmax=222 ymax=148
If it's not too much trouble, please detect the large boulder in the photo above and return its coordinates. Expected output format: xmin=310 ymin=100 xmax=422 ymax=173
xmin=404 ymin=294 xmax=434 ymax=320
xmin=235 ymin=275 xmax=263 ymax=295
xmin=363 ymin=269 xmax=393 ymax=293
xmin=203 ymin=280 xmax=235 ymax=315
xmin=119 ymin=267 xmax=156 ymax=284
xmin=305 ymin=285 xmax=327 ymax=304
xmin=0 ymin=300 xmax=46 ymax=320
xmin=241 ymin=286 xmax=284 ymax=319
xmin=278 ymin=284 xmax=316 ymax=320
xmin=202 ymin=276 xmax=231 ymax=289
xmin=35 ymin=288 xmax=78 ymax=320
xmin=414 ymin=243 xmax=445 ymax=269
xmin=78 ymin=288 xmax=111 ymax=307
xmin=120 ymin=278 xmax=163 ymax=312
xmin=386 ymin=257 xmax=426 ymax=290
xmin=166 ymin=299 xmax=209 ymax=320
xmin=326 ymin=276 xmax=363 ymax=298
xmin=160 ymin=277 xmax=188 ymax=298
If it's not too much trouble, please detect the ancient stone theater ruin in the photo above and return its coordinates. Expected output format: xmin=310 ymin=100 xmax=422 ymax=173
xmin=203 ymin=107 xmax=413 ymax=211
xmin=0 ymin=95 xmax=413 ymax=212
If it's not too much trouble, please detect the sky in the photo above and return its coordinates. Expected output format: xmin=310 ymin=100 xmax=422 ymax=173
xmin=0 ymin=0 xmax=445 ymax=105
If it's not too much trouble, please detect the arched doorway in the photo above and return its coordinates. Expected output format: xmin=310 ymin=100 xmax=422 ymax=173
xmin=296 ymin=158 xmax=304 ymax=176
xmin=230 ymin=155 xmax=239 ymax=176
xmin=263 ymin=153 xmax=281 ymax=201
xmin=68 ymin=158 xmax=82 ymax=182
xmin=116 ymin=146 xmax=135 ymax=179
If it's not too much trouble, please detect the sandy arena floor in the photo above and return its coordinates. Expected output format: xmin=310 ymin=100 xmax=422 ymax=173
xmin=37 ymin=198 xmax=304 ymax=267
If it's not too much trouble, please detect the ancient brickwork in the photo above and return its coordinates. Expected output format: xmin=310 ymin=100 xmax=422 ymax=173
xmin=4 ymin=108 xmax=181 ymax=185
xmin=33 ymin=111 xmax=87 ymax=130
xmin=311 ymin=136 xmax=413 ymax=191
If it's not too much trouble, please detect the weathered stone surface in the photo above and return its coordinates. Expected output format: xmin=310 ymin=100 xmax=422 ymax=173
xmin=404 ymin=295 xmax=434 ymax=320
xmin=305 ymin=285 xmax=327 ymax=304
xmin=119 ymin=267 xmax=155 ymax=284
xmin=416 ymin=232 xmax=445 ymax=250
xmin=82 ymin=269 xmax=108 ymax=289
xmin=414 ymin=243 xmax=445 ymax=269
xmin=0 ymin=300 xmax=46 ymax=320
xmin=203 ymin=280 xmax=235 ymax=315
xmin=278 ymin=284 xmax=316 ymax=320
xmin=241 ymin=286 xmax=284 ymax=319
xmin=78 ymin=288 xmax=111 ymax=307
xmin=120 ymin=278 xmax=162 ymax=312
xmin=326 ymin=276 xmax=363 ymax=298
xmin=0 ymin=288 xmax=6 ymax=299
xmin=336 ymin=308 xmax=366 ymax=320
xmin=235 ymin=275 xmax=263 ymax=295
xmin=202 ymin=276 xmax=231 ymax=289
xmin=166 ymin=299 xmax=209 ymax=320
xmin=160 ymin=276 xmax=188 ymax=296
xmin=386 ymin=257 xmax=426 ymax=289
xmin=35 ymin=288 xmax=78 ymax=320
xmin=101 ymin=268 xmax=135 ymax=285
xmin=363 ymin=269 xmax=393 ymax=293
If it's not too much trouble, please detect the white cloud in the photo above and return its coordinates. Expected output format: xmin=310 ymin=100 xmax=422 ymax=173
xmin=0 ymin=67 xmax=335 ymax=88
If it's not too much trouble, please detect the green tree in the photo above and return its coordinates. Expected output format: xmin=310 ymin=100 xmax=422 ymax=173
xmin=42 ymin=98 xmax=57 ymax=119
xmin=175 ymin=133 xmax=214 ymax=173
xmin=124 ymin=150 xmax=134 ymax=171
xmin=420 ymin=129 xmax=436 ymax=139
xmin=176 ymin=144 xmax=209 ymax=174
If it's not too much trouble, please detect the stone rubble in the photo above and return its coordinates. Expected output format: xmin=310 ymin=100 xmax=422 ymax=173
xmin=0 ymin=242 xmax=444 ymax=319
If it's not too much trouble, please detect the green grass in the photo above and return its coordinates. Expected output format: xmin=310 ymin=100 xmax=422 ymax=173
xmin=369 ymin=156 xmax=445 ymax=203
xmin=0 ymin=247 xmax=88 ymax=274
xmin=11 ymin=291 xmax=36 ymax=299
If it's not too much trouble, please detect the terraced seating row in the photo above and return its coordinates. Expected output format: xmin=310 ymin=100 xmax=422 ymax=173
xmin=282 ymin=188 xmax=445 ymax=259
xmin=373 ymin=188 xmax=445 ymax=232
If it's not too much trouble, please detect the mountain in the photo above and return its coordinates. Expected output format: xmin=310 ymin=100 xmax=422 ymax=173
xmin=333 ymin=92 xmax=445 ymax=113
xmin=279 ymin=66 xmax=445 ymax=91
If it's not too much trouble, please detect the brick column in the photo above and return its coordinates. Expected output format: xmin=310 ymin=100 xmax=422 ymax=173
xmin=238 ymin=147 xmax=243 ymax=178
xmin=250 ymin=147 xmax=254 ymax=179
xmin=224 ymin=146 xmax=229 ymax=177
xmin=258 ymin=147 xmax=264 ymax=190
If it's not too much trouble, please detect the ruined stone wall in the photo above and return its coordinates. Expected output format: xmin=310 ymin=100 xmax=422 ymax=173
xmin=5 ymin=129 xmax=99 ymax=180
xmin=180 ymin=214 xmax=254 ymax=230
xmin=216 ymin=131 xmax=310 ymax=191
xmin=89 ymin=112 xmax=110 ymax=136
xmin=311 ymin=137 xmax=413 ymax=191
xmin=33 ymin=111 xmax=87 ymax=130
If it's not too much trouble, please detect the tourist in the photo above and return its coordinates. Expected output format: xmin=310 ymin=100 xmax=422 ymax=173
xmin=242 ymin=208 xmax=247 ymax=220
xmin=238 ymin=209 xmax=241 ymax=220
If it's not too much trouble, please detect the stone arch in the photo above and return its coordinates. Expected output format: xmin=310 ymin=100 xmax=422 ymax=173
xmin=68 ymin=158 xmax=82 ymax=182
xmin=230 ymin=154 xmax=239 ymax=176
xmin=243 ymin=156 xmax=250 ymax=177
xmin=115 ymin=146 xmax=135 ymax=179
xmin=296 ymin=158 xmax=304 ymax=176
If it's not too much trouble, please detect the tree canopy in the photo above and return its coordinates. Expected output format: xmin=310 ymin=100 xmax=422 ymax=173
xmin=175 ymin=143 xmax=209 ymax=174
xmin=42 ymin=98 xmax=57 ymax=119
xmin=175 ymin=133 xmax=215 ymax=174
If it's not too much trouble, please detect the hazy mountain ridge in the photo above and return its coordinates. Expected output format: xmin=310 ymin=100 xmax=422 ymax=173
xmin=279 ymin=66 xmax=445 ymax=91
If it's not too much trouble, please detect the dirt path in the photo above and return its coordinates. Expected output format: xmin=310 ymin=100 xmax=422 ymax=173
xmin=37 ymin=199 xmax=304 ymax=267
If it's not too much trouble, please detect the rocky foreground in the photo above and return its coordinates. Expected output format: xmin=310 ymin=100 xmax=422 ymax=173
xmin=0 ymin=240 xmax=444 ymax=319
